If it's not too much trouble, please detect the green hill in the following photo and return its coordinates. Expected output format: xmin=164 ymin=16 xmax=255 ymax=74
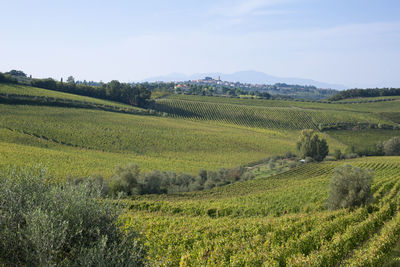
xmin=0 ymin=83 xmax=149 ymax=115
xmin=2 ymin=105 xmax=337 ymax=178
xmin=1 ymin=83 xmax=400 ymax=179
xmin=1 ymin=82 xmax=400 ymax=265
xmin=122 ymin=156 xmax=400 ymax=266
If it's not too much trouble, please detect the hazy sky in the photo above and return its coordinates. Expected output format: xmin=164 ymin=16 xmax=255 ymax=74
xmin=1 ymin=0 xmax=400 ymax=87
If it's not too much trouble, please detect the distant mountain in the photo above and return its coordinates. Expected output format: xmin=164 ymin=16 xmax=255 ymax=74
xmin=143 ymin=70 xmax=348 ymax=90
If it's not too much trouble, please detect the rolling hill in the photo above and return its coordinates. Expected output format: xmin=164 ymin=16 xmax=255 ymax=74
xmin=1 ymin=82 xmax=400 ymax=265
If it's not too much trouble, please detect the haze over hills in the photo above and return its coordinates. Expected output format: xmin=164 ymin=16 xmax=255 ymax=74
xmin=143 ymin=70 xmax=349 ymax=90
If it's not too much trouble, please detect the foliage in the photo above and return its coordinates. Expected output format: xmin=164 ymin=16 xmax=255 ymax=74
xmin=0 ymin=72 xmax=18 ymax=83
xmin=109 ymin=163 xmax=141 ymax=196
xmin=383 ymin=136 xmax=400 ymax=156
xmin=0 ymin=166 xmax=146 ymax=266
xmin=334 ymin=149 xmax=343 ymax=160
xmin=5 ymin=70 xmax=27 ymax=77
xmin=30 ymin=78 xmax=152 ymax=108
xmin=108 ymin=163 xmax=253 ymax=196
xmin=296 ymin=129 xmax=329 ymax=161
xmin=328 ymin=165 xmax=373 ymax=210
xmin=329 ymin=87 xmax=400 ymax=101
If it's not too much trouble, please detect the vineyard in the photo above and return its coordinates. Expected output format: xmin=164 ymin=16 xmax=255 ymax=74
xmin=0 ymin=83 xmax=400 ymax=265
xmin=155 ymin=98 xmax=396 ymax=130
xmin=164 ymin=94 xmax=400 ymax=113
xmin=0 ymin=104 xmax=347 ymax=178
xmin=326 ymin=129 xmax=400 ymax=152
xmin=123 ymin=156 xmax=400 ymax=266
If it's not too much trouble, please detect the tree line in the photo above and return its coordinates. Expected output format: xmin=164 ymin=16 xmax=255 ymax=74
xmin=329 ymin=88 xmax=400 ymax=101
xmin=0 ymin=70 xmax=154 ymax=108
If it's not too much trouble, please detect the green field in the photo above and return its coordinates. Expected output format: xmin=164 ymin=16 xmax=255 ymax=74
xmin=156 ymin=96 xmax=398 ymax=131
xmin=122 ymin=156 xmax=400 ymax=266
xmin=0 ymin=104 xmax=346 ymax=179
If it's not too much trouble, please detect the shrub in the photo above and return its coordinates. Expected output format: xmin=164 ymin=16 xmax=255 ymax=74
xmin=0 ymin=166 xmax=146 ymax=266
xmin=328 ymin=165 xmax=373 ymax=210
xmin=109 ymin=163 xmax=140 ymax=196
xmin=383 ymin=136 xmax=400 ymax=156
xmin=334 ymin=149 xmax=343 ymax=160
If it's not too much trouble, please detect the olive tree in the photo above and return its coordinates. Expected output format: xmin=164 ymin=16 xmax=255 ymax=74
xmin=383 ymin=136 xmax=400 ymax=156
xmin=0 ymin=167 xmax=147 ymax=266
xmin=328 ymin=165 xmax=373 ymax=210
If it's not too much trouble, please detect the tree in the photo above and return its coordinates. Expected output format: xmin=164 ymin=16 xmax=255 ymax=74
xmin=109 ymin=163 xmax=140 ymax=196
xmin=5 ymin=70 xmax=27 ymax=77
xmin=296 ymin=129 xmax=329 ymax=162
xmin=328 ymin=165 xmax=373 ymax=210
xmin=334 ymin=149 xmax=343 ymax=160
xmin=67 ymin=76 xmax=75 ymax=84
xmin=383 ymin=136 xmax=400 ymax=156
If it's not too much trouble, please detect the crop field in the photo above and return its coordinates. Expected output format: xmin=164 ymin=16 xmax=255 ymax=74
xmin=123 ymin=156 xmax=400 ymax=266
xmin=164 ymin=94 xmax=400 ymax=114
xmin=0 ymin=104 xmax=348 ymax=179
xmin=155 ymin=98 xmax=393 ymax=130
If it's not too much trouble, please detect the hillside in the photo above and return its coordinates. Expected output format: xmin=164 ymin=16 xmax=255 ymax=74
xmin=1 ymin=83 xmax=400 ymax=179
xmin=1 ymin=82 xmax=400 ymax=265
xmin=0 ymin=83 xmax=149 ymax=115
xmin=123 ymin=156 xmax=400 ymax=266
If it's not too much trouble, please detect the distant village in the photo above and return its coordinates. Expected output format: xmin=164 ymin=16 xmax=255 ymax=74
xmin=174 ymin=76 xmax=273 ymax=92
xmin=172 ymin=76 xmax=338 ymax=100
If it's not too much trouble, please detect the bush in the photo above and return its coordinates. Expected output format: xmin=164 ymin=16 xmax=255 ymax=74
xmin=109 ymin=163 xmax=140 ymax=196
xmin=0 ymin=166 xmax=146 ymax=266
xmin=328 ymin=165 xmax=373 ymax=210
xmin=383 ymin=136 xmax=400 ymax=156
xmin=334 ymin=149 xmax=343 ymax=160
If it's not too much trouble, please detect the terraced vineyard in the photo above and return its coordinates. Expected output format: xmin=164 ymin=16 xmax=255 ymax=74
xmin=155 ymin=98 xmax=394 ymax=130
xmin=123 ymin=157 xmax=400 ymax=266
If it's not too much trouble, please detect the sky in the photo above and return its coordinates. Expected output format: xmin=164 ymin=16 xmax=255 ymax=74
xmin=1 ymin=0 xmax=400 ymax=88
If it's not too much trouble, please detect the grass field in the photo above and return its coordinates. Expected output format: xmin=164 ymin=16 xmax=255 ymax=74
xmin=122 ymin=156 xmax=400 ymax=266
